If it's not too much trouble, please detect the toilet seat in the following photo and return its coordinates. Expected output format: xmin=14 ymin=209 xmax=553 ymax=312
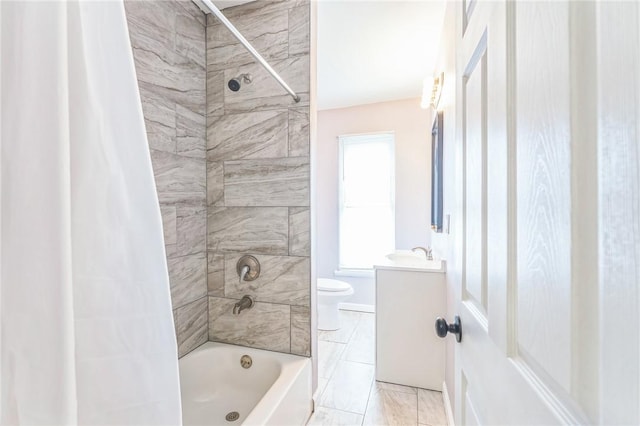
xmin=318 ymin=278 xmax=351 ymax=292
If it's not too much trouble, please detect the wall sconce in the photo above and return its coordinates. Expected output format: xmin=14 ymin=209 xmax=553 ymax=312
xmin=421 ymin=72 xmax=444 ymax=110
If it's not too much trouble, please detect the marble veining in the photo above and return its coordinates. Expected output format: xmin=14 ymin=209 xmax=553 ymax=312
xmin=208 ymin=207 xmax=288 ymax=254
xmin=206 ymin=161 xmax=224 ymax=206
xmin=288 ymin=4 xmax=310 ymax=57
xmin=207 ymin=110 xmax=288 ymax=160
xmin=318 ymin=340 xmax=347 ymax=380
xmin=224 ymin=254 xmax=310 ymax=305
xmin=290 ymin=305 xmax=311 ymax=356
xmin=289 ymin=207 xmax=310 ymax=256
xmin=307 ymin=407 xmax=364 ymax=426
xmin=174 ymin=204 xmax=206 ymax=257
xmin=139 ymin=84 xmax=176 ymax=153
xmin=375 ymin=381 xmax=418 ymax=395
xmin=319 ymin=360 xmax=375 ymax=414
xmin=206 ymin=7 xmax=288 ymax=72
xmin=318 ymin=310 xmax=362 ymax=345
xmin=289 ymin=107 xmax=310 ymax=156
xmin=206 ymin=1 xmax=294 ymax=39
xmin=168 ymin=253 xmax=207 ymax=309
xmin=223 ymin=56 xmax=310 ymax=113
xmin=342 ymin=312 xmax=375 ymax=364
xmin=126 ymin=0 xmax=207 ymax=358
xmin=208 ymin=297 xmax=290 ymax=352
xmin=132 ymin=40 xmax=204 ymax=92
xmin=207 ymin=252 xmax=225 ymax=297
xmin=176 ymin=297 xmax=208 ymax=358
xmin=150 ymin=150 xmax=206 ymax=204
xmin=132 ymin=49 xmax=205 ymax=115
xmin=176 ymin=13 xmax=206 ymax=68
xmin=176 ymin=104 xmax=206 ymax=159
xmin=217 ymin=0 xmax=298 ymax=21
xmin=126 ymin=1 xmax=176 ymax=61
xmin=160 ymin=205 xmax=177 ymax=246
xmin=206 ymin=71 xmax=225 ymax=118
xmin=175 ymin=0 xmax=206 ymax=27
xmin=223 ymin=157 xmax=309 ymax=207
xmin=205 ymin=0 xmax=310 ymax=356
xmin=207 ymin=35 xmax=288 ymax=74
xmin=314 ymin=311 xmax=450 ymax=426
xmin=207 ymin=3 xmax=287 ymax=44
xmin=363 ymin=386 xmax=419 ymax=426
xmin=418 ymin=389 xmax=448 ymax=426
xmin=207 ymin=37 xmax=288 ymax=73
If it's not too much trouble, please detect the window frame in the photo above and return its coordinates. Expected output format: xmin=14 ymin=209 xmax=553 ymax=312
xmin=337 ymin=131 xmax=396 ymax=271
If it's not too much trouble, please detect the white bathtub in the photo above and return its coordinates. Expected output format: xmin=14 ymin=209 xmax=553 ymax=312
xmin=179 ymin=342 xmax=312 ymax=426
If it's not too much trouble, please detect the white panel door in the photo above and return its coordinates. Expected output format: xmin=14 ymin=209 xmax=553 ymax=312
xmin=450 ymin=1 xmax=640 ymax=424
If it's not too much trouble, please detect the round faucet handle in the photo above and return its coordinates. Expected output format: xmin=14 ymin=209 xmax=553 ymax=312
xmin=236 ymin=255 xmax=260 ymax=281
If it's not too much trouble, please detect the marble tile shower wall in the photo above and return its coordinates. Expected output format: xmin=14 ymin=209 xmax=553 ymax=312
xmin=206 ymin=0 xmax=311 ymax=356
xmin=125 ymin=0 xmax=208 ymax=358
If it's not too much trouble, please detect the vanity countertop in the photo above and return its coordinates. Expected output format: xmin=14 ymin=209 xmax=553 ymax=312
xmin=373 ymin=250 xmax=446 ymax=273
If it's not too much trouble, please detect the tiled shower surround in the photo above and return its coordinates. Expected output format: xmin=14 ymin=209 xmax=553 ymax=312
xmin=206 ymin=0 xmax=311 ymax=356
xmin=125 ymin=0 xmax=311 ymax=357
xmin=125 ymin=0 xmax=208 ymax=358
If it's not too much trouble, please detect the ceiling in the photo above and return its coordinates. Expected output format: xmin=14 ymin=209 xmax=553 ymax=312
xmin=211 ymin=0 xmax=447 ymax=111
xmin=317 ymin=1 xmax=445 ymax=110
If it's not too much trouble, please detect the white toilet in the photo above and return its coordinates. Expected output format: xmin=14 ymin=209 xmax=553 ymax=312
xmin=317 ymin=278 xmax=354 ymax=331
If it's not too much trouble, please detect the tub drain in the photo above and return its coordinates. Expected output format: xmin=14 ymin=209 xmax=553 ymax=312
xmin=240 ymin=355 xmax=252 ymax=369
xmin=225 ymin=412 xmax=240 ymax=422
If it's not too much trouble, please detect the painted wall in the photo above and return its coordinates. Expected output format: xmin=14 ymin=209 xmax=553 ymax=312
xmin=317 ymin=98 xmax=432 ymax=305
xmin=205 ymin=0 xmax=312 ymax=356
xmin=125 ymin=0 xmax=208 ymax=358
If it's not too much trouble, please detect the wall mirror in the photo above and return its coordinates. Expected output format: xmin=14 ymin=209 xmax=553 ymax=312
xmin=431 ymin=111 xmax=443 ymax=233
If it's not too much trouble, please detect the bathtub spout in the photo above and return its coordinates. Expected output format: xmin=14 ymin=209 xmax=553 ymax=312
xmin=233 ymin=295 xmax=254 ymax=315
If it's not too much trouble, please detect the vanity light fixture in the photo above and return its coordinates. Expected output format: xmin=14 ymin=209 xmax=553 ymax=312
xmin=431 ymin=72 xmax=444 ymax=109
xmin=421 ymin=72 xmax=444 ymax=110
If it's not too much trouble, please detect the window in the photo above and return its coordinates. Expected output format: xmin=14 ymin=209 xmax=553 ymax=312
xmin=338 ymin=132 xmax=395 ymax=270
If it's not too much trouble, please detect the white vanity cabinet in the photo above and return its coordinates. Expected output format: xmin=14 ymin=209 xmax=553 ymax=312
xmin=374 ymin=261 xmax=446 ymax=391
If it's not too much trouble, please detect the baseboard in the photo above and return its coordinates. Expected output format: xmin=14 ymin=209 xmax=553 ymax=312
xmin=442 ymin=381 xmax=455 ymax=426
xmin=312 ymin=385 xmax=322 ymax=402
xmin=339 ymin=303 xmax=375 ymax=313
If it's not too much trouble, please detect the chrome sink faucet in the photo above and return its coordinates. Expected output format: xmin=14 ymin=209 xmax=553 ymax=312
xmin=412 ymin=246 xmax=433 ymax=261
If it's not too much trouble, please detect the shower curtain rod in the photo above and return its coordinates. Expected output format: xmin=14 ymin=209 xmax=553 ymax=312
xmin=198 ymin=0 xmax=301 ymax=103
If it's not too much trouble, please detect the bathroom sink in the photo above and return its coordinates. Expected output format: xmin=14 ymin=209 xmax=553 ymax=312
xmin=385 ymin=251 xmax=425 ymax=262
xmin=380 ymin=250 xmax=445 ymax=271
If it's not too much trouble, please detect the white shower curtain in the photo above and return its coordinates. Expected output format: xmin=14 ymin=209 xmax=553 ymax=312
xmin=0 ymin=1 xmax=182 ymax=424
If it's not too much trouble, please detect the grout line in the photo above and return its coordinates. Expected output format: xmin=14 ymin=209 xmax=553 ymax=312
xmin=317 ymin=313 xmax=438 ymax=424
xmin=289 ymin=304 xmax=292 ymax=353
xmin=313 ymin=405 xmax=366 ymax=418
xmin=340 ymin=359 xmax=374 ymax=367
xmin=317 ymin=311 xmax=377 ymax=421
xmin=287 ymin=206 xmax=291 ymax=256
xmin=173 ymin=294 xmax=209 ymax=311
xmin=417 ymin=384 xmax=420 ymax=426
xmin=361 ymin=376 xmax=375 ymax=425
xmin=317 ymin=341 xmax=346 ymax=382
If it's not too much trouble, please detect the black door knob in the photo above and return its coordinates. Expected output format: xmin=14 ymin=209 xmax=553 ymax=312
xmin=435 ymin=316 xmax=462 ymax=342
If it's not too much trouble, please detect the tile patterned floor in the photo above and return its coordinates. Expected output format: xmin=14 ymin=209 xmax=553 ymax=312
xmin=308 ymin=311 xmax=449 ymax=426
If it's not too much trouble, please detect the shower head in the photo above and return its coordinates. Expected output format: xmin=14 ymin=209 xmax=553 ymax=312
xmin=228 ymin=73 xmax=252 ymax=92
